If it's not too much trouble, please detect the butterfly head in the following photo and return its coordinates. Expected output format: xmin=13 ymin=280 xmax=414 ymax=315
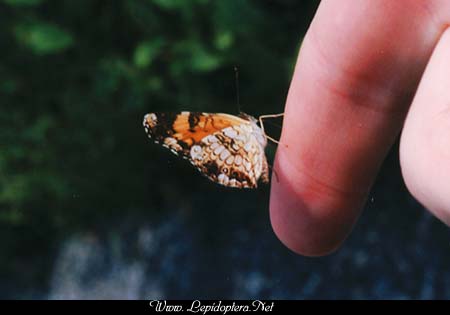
xmin=238 ymin=112 xmax=259 ymax=124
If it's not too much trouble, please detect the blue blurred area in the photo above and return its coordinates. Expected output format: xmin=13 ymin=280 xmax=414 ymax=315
xmin=44 ymin=149 xmax=450 ymax=299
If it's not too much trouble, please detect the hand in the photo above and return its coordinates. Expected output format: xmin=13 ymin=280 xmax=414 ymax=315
xmin=270 ymin=0 xmax=450 ymax=256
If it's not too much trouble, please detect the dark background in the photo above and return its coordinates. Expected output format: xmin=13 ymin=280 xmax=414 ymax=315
xmin=1 ymin=0 xmax=449 ymax=299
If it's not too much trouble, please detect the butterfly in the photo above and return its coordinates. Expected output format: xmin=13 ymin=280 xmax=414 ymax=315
xmin=143 ymin=111 xmax=283 ymax=188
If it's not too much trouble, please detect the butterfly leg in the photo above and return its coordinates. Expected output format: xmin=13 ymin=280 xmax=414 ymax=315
xmin=268 ymin=163 xmax=280 ymax=183
xmin=258 ymin=113 xmax=285 ymax=146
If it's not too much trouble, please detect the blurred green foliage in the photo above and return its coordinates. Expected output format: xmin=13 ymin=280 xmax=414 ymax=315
xmin=0 ymin=0 xmax=317 ymax=293
xmin=14 ymin=21 xmax=74 ymax=55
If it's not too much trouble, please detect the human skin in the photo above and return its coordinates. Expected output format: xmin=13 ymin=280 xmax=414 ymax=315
xmin=269 ymin=0 xmax=450 ymax=256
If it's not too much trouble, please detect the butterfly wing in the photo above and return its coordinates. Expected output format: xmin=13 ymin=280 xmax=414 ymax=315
xmin=143 ymin=112 xmax=269 ymax=188
xmin=143 ymin=112 xmax=247 ymax=157
xmin=189 ymin=124 xmax=269 ymax=188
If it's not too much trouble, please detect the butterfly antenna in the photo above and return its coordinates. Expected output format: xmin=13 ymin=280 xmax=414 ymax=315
xmin=234 ymin=66 xmax=241 ymax=114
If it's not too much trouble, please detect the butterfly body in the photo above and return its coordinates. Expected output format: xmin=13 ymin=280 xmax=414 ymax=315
xmin=143 ymin=112 xmax=269 ymax=188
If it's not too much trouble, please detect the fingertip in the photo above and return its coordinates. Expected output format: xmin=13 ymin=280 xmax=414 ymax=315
xmin=400 ymin=28 xmax=450 ymax=226
xmin=268 ymin=0 xmax=439 ymax=256
xmin=269 ymin=150 xmax=364 ymax=257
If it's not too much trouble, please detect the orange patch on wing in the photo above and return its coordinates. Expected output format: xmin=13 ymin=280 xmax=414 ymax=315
xmin=172 ymin=113 xmax=247 ymax=145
